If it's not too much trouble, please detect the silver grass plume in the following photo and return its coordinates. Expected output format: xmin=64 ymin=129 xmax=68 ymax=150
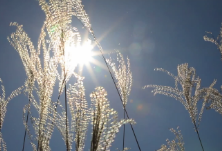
xmin=0 ymin=78 xmax=23 ymax=151
xmin=38 ymin=0 xmax=92 ymax=35
xmin=54 ymin=74 xmax=89 ymax=150
xmin=0 ymin=132 xmax=6 ymax=151
xmin=90 ymin=87 xmax=135 ymax=151
xmin=157 ymin=127 xmax=184 ymax=151
xmin=106 ymin=51 xmax=132 ymax=149
xmin=23 ymin=99 xmax=57 ymax=151
xmin=201 ymin=83 xmax=222 ymax=116
xmin=38 ymin=0 xmax=76 ymax=43
xmin=202 ymin=23 xmax=222 ymax=115
xmin=143 ymin=63 xmax=216 ymax=127
xmin=23 ymin=102 xmax=36 ymax=150
xmin=38 ymin=0 xmax=88 ymax=91
xmin=8 ymin=22 xmax=37 ymax=91
xmin=0 ymin=78 xmax=23 ymax=130
xmin=107 ymin=51 xmax=132 ymax=107
xmin=67 ymin=74 xmax=89 ymax=151
xmin=203 ymin=24 xmax=222 ymax=59
xmin=53 ymin=101 xmax=72 ymax=150
xmin=37 ymin=2 xmax=90 ymax=150
xmin=55 ymin=26 xmax=82 ymax=92
xmin=8 ymin=22 xmax=58 ymax=150
xmin=38 ymin=0 xmax=91 ymax=34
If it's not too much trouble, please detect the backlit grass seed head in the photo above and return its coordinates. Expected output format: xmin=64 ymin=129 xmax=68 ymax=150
xmin=0 ymin=78 xmax=23 ymax=130
xmin=90 ymin=87 xmax=135 ymax=151
xmin=53 ymin=102 xmax=73 ymax=150
xmin=204 ymin=23 xmax=222 ymax=59
xmin=8 ymin=21 xmax=59 ymax=150
xmin=201 ymin=81 xmax=222 ymax=116
xmin=157 ymin=127 xmax=184 ymax=151
xmin=67 ymin=75 xmax=89 ymax=151
xmin=107 ymin=51 xmax=132 ymax=106
xmin=0 ymin=78 xmax=23 ymax=151
xmin=144 ymin=63 xmax=217 ymax=127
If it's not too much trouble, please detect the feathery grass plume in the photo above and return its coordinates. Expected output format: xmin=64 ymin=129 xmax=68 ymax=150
xmin=55 ymin=26 xmax=82 ymax=92
xmin=0 ymin=132 xmax=7 ymax=151
xmin=201 ymin=22 xmax=222 ymax=113
xmin=38 ymin=0 xmax=90 ymax=91
xmin=157 ymin=127 xmax=184 ymax=151
xmin=107 ymin=51 xmax=132 ymax=149
xmin=36 ymin=2 xmax=87 ymax=149
xmin=23 ymin=102 xmax=37 ymax=150
xmin=38 ymin=0 xmax=92 ymax=35
xmin=200 ymin=82 xmax=222 ymax=116
xmin=107 ymin=51 xmax=132 ymax=107
xmin=90 ymin=87 xmax=135 ymax=151
xmin=71 ymin=0 xmax=92 ymax=33
xmin=143 ymin=63 xmax=218 ymax=151
xmin=38 ymin=0 xmax=91 ymax=36
xmin=0 ymin=78 xmax=23 ymax=130
xmin=22 ymin=90 xmax=57 ymax=151
xmin=8 ymin=22 xmax=38 ymax=89
xmin=54 ymin=74 xmax=89 ymax=151
xmin=38 ymin=0 xmax=82 ymax=89
xmin=67 ymin=74 xmax=89 ymax=151
xmin=8 ymin=22 xmax=59 ymax=150
xmin=143 ymin=63 xmax=216 ymax=127
xmin=204 ymin=24 xmax=222 ymax=59
xmin=38 ymin=0 xmax=75 ymax=43
xmin=23 ymin=99 xmax=57 ymax=151
xmin=52 ymin=100 xmax=72 ymax=150
xmin=0 ymin=78 xmax=23 ymax=151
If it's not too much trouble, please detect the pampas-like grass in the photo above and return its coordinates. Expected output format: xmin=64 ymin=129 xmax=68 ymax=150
xmin=6 ymin=1 xmax=136 ymax=150
xmin=3 ymin=0 xmax=222 ymax=151
xmin=157 ymin=127 xmax=184 ymax=151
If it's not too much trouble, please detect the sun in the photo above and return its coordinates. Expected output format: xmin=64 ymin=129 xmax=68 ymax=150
xmin=73 ymin=39 xmax=92 ymax=65
xmin=77 ymin=39 xmax=93 ymax=64
xmin=65 ymin=39 xmax=93 ymax=67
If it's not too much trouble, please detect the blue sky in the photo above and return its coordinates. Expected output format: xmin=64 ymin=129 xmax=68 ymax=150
xmin=1 ymin=0 xmax=222 ymax=150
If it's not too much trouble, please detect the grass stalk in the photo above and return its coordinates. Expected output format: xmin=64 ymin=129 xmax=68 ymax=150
xmin=65 ymin=83 xmax=69 ymax=151
xmin=123 ymin=107 xmax=125 ymax=151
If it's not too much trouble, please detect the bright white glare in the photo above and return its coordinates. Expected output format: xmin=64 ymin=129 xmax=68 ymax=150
xmin=65 ymin=39 xmax=93 ymax=67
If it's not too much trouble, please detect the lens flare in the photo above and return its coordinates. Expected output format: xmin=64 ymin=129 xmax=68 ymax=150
xmin=65 ymin=39 xmax=93 ymax=67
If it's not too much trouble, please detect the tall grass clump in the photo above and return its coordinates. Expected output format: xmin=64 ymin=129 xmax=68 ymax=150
xmin=5 ymin=0 xmax=137 ymax=150
xmin=2 ymin=0 xmax=222 ymax=151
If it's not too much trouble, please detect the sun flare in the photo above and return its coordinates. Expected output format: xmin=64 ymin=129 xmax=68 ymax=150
xmin=65 ymin=39 xmax=93 ymax=67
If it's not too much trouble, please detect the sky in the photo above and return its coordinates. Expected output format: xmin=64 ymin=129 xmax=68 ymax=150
xmin=1 ymin=0 xmax=222 ymax=151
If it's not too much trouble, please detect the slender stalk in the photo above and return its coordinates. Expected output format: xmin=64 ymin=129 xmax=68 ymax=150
xmin=123 ymin=107 xmax=125 ymax=151
xmin=22 ymin=78 xmax=33 ymax=151
xmin=65 ymin=83 xmax=69 ymax=151
xmin=186 ymin=95 xmax=204 ymax=151
xmin=37 ymin=79 xmax=46 ymax=151
xmin=61 ymin=29 xmax=69 ymax=151
xmin=22 ymin=111 xmax=28 ymax=151
xmin=37 ymin=109 xmax=43 ymax=151
xmin=192 ymin=119 xmax=205 ymax=151
xmin=22 ymin=98 xmax=31 ymax=151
